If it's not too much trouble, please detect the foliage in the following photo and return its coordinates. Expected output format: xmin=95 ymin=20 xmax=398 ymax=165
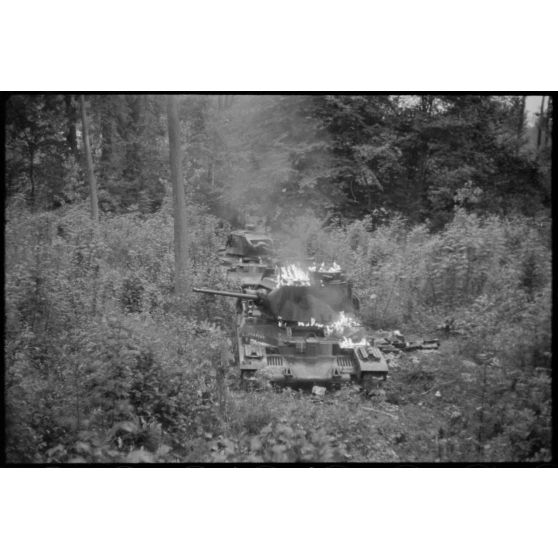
xmin=382 ymin=345 xmax=552 ymax=462
xmin=5 ymin=94 xmax=551 ymax=227
xmin=4 ymin=199 xmax=232 ymax=463
xmin=211 ymin=420 xmax=348 ymax=463
xmin=203 ymin=94 xmax=551 ymax=228
xmin=5 ymin=94 xmax=81 ymax=209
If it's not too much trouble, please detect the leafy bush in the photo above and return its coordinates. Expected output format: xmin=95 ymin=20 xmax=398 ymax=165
xmin=5 ymin=202 xmax=551 ymax=463
xmin=4 ymin=200 xmax=234 ymax=463
xmin=211 ymin=420 xmax=348 ymax=463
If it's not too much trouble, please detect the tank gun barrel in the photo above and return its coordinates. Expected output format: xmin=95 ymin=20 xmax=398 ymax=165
xmin=193 ymin=287 xmax=260 ymax=300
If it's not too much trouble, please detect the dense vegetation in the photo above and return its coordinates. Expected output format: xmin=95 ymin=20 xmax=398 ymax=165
xmin=4 ymin=94 xmax=552 ymax=463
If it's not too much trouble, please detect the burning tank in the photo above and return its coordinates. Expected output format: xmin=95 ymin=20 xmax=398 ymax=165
xmin=218 ymin=226 xmax=276 ymax=287
xmin=193 ymin=262 xmax=388 ymax=390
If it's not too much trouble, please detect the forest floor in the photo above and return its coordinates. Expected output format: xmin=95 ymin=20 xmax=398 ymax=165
xmin=177 ymin=338 xmax=501 ymax=463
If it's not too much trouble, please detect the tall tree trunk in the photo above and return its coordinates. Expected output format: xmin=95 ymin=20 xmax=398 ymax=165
xmin=80 ymin=95 xmax=99 ymax=222
xmin=544 ymin=97 xmax=551 ymax=148
xmin=516 ymin=95 xmax=526 ymax=154
xmin=418 ymin=143 xmax=430 ymax=210
xmin=100 ymin=98 xmax=113 ymax=183
xmin=28 ymin=145 xmax=36 ymax=209
xmin=167 ymin=94 xmax=189 ymax=296
xmin=537 ymin=95 xmax=546 ymax=151
xmin=64 ymin=95 xmax=78 ymax=156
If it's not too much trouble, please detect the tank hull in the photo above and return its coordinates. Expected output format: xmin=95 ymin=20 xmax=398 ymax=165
xmin=235 ymin=309 xmax=388 ymax=388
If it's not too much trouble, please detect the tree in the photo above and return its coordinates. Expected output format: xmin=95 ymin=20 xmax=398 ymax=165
xmin=79 ymin=95 xmax=99 ymax=222
xmin=166 ymin=94 xmax=190 ymax=296
xmin=4 ymin=93 xmax=549 ymax=229
xmin=64 ymin=95 xmax=78 ymax=156
xmin=5 ymin=94 xmax=72 ymax=209
xmin=536 ymin=95 xmax=547 ymax=151
xmin=88 ymin=94 xmax=168 ymax=213
xmin=517 ymin=95 xmax=526 ymax=148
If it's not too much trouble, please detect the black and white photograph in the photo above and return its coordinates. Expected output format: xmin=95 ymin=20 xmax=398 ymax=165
xmin=3 ymin=93 xmax=553 ymax=464
xmin=1 ymin=2 xmax=556 ymax=556
xmin=3 ymin=8 xmax=558 ymax=558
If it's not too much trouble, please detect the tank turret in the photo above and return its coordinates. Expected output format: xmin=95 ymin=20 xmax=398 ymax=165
xmin=194 ymin=284 xmax=351 ymax=324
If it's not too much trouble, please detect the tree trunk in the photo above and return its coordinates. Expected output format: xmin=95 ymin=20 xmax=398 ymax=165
xmin=28 ymin=145 xmax=36 ymax=209
xmin=64 ymin=95 xmax=78 ymax=156
xmin=537 ymin=96 xmax=546 ymax=151
xmin=516 ymin=95 xmax=526 ymax=154
xmin=100 ymin=98 xmax=113 ymax=183
xmin=166 ymin=94 xmax=189 ymax=296
xmin=544 ymin=97 xmax=551 ymax=148
xmin=418 ymin=143 xmax=430 ymax=208
xmin=80 ymin=95 xmax=99 ymax=222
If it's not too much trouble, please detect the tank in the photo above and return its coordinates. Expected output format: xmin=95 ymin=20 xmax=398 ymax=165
xmin=218 ymin=229 xmax=276 ymax=287
xmin=193 ymin=280 xmax=389 ymax=390
xmin=219 ymin=229 xmax=275 ymax=264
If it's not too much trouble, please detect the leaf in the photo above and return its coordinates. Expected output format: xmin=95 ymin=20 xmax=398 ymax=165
xmin=74 ymin=441 xmax=91 ymax=454
xmin=126 ymin=449 xmax=155 ymax=463
xmin=260 ymin=424 xmax=273 ymax=436
xmin=272 ymin=444 xmax=287 ymax=455
xmin=46 ymin=444 xmax=65 ymax=457
xmin=156 ymin=444 xmax=171 ymax=457
xmin=108 ymin=420 xmax=138 ymax=439
xmin=250 ymin=437 xmax=262 ymax=452
xmin=275 ymin=424 xmax=294 ymax=439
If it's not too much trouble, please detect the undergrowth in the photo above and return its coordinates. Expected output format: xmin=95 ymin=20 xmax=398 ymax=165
xmin=5 ymin=199 xmax=552 ymax=463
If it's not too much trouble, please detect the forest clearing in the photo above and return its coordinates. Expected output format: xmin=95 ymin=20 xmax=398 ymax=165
xmin=4 ymin=94 xmax=552 ymax=464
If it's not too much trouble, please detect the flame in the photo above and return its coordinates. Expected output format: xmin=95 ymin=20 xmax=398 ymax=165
xmin=297 ymin=317 xmax=324 ymax=327
xmin=309 ymin=261 xmax=342 ymax=273
xmin=339 ymin=337 xmax=368 ymax=348
xmin=276 ymin=264 xmax=311 ymax=287
xmin=294 ymin=311 xmax=362 ymax=336
xmin=324 ymin=311 xmax=361 ymax=336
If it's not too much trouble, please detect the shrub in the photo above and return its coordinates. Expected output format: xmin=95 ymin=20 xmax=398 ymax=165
xmin=5 ymin=201 xmax=551 ymax=463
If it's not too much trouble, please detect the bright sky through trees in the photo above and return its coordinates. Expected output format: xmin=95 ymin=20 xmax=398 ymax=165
xmin=525 ymin=95 xmax=543 ymax=123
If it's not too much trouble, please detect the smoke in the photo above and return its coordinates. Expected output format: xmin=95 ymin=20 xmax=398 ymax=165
xmin=212 ymin=95 xmax=334 ymax=248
